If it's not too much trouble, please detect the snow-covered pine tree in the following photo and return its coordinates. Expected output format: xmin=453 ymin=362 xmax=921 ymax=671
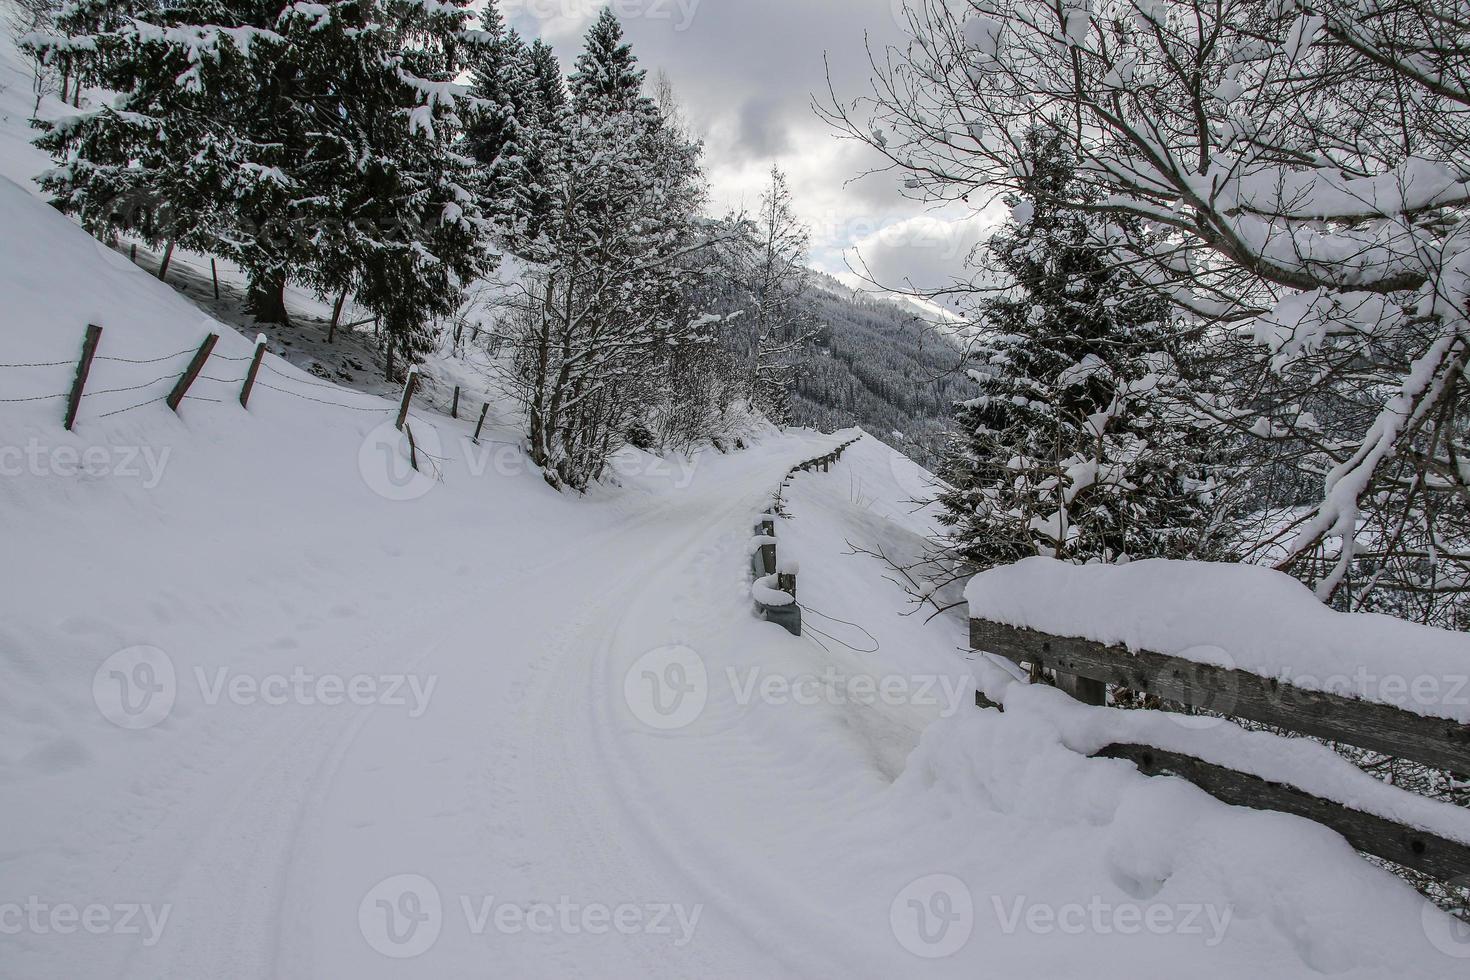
xmin=465 ymin=1 xmax=520 ymax=167
xmin=29 ymin=0 xmax=491 ymax=375
xmin=937 ymin=132 xmax=1223 ymax=568
xmin=295 ymin=0 xmax=492 ymax=378
xmin=29 ymin=0 xmax=287 ymax=297
xmin=516 ymin=38 xmax=567 ymax=241
xmin=567 ymin=6 xmax=647 ymax=115
xmin=527 ymin=40 xmax=566 ymax=127
xmin=465 ymin=3 xmax=533 ymax=231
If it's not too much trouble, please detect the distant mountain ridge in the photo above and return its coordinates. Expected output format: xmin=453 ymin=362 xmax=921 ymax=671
xmin=791 ymin=272 xmax=976 ymax=467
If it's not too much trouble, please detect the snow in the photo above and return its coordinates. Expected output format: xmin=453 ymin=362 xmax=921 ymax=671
xmin=967 ymin=557 xmax=1470 ymax=723
xmin=970 ymin=668 xmax=1470 ymax=847
xmin=752 ymin=574 xmax=797 ymax=607
xmin=1 ymin=22 xmax=1467 ymax=979
xmin=964 ymin=15 xmax=1005 ymax=60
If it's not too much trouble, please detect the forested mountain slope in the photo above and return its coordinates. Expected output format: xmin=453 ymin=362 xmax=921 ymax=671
xmin=790 ymin=274 xmax=975 ymax=467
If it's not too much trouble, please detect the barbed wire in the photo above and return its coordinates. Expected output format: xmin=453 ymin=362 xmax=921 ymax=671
xmin=0 ymin=359 xmax=72 ymax=369
xmin=798 ymin=601 xmax=881 ymax=655
xmin=1 ymin=341 xmax=245 ymax=372
xmin=262 ymin=361 xmax=369 ymax=391
xmin=96 ymin=395 xmax=166 ymax=419
xmin=1 ymin=341 xmax=402 ymax=420
xmin=94 ymin=347 xmax=197 ymax=365
xmin=83 ymin=378 xmax=172 ymax=398
xmin=254 ymin=381 xmax=387 ymax=412
xmin=0 ymin=391 xmax=68 ymax=402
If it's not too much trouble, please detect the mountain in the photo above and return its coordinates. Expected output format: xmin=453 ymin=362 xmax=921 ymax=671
xmin=790 ymin=273 xmax=976 ymax=468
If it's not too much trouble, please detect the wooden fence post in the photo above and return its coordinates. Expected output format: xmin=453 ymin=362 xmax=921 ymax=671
xmin=395 ymin=367 xmax=418 ymax=431
xmin=64 ymin=323 xmax=102 ymax=431
xmin=167 ymin=333 xmax=219 ymax=412
xmin=451 ymin=386 xmax=461 ymax=420
xmin=756 ymin=518 xmax=777 ymax=575
xmin=473 ymin=403 xmax=489 ymax=444
xmin=210 ymin=259 xmax=220 ymax=301
xmin=239 ymin=334 xmax=267 ymax=409
xmin=777 ymin=569 xmax=797 ymax=600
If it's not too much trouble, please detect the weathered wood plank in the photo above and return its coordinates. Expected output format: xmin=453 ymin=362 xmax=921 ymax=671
xmin=1056 ymin=672 xmax=1106 ymax=706
xmin=1097 ymin=743 xmax=1470 ymax=881
xmin=972 ymin=619 xmax=1470 ymax=775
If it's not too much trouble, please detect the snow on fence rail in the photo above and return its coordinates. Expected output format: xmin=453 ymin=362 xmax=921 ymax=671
xmin=749 ymin=435 xmax=863 ymax=636
xmin=966 ymin=557 xmax=1470 ymax=881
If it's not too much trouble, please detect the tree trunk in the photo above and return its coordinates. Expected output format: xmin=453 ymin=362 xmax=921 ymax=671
xmin=156 ymin=240 xmax=176 ymax=282
xmin=246 ymin=274 xmax=293 ymax=328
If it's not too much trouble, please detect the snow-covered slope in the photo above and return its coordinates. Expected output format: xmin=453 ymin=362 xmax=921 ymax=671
xmin=2 ymin=21 xmax=1466 ymax=978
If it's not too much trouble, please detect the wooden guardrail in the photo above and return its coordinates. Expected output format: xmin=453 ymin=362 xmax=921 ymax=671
xmin=752 ymin=435 xmax=863 ymax=635
xmin=970 ymin=618 xmax=1470 ymax=881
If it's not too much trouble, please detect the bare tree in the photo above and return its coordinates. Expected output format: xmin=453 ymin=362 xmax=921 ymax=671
xmin=742 ymin=165 xmax=816 ymax=423
xmin=7 ymin=0 xmax=65 ymax=111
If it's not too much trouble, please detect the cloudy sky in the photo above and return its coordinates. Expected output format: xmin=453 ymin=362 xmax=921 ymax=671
xmin=498 ymin=0 xmax=1005 ymax=305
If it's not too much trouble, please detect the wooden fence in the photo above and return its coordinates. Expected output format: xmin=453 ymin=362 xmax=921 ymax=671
xmin=11 ymin=324 xmax=500 ymax=476
xmin=970 ymin=618 xmax=1470 ymax=882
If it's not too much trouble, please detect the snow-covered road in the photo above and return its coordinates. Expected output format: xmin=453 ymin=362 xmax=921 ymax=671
xmin=3 ymin=404 xmax=863 ymax=977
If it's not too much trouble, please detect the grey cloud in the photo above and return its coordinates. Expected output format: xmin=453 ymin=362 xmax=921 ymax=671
xmin=510 ymin=0 xmax=997 ymax=305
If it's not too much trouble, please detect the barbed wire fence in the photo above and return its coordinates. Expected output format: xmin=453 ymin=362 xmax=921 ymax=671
xmin=0 ymin=324 xmax=491 ymax=459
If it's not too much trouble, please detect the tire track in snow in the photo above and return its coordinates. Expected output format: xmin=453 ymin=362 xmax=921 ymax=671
xmin=518 ymin=455 xmax=886 ymax=976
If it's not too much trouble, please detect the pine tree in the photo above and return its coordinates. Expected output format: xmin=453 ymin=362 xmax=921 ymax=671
xmin=516 ymin=39 xmax=567 ymax=239
xmin=29 ymin=0 xmax=492 ymax=376
xmin=311 ymin=0 xmax=492 ymax=378
xmin=937 ymin=132 xmax=1223 ymax=567
xmin=567 ymin=7 xmax=647 ymax=116
xmin=30 ymin=0 xmax=287 ymax=305
xmin=527 ymin=40 xmax=566 ymax=127
xmin=465 ymin=3 xmax=529 ymax=172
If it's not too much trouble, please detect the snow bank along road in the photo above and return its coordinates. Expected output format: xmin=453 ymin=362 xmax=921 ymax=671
xmin=2 ymin=169 xmax=1466 ymax=976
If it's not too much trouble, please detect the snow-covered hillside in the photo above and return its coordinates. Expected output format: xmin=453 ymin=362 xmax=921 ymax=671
xmin=1 ymin=22 xmax=1466 ymax=980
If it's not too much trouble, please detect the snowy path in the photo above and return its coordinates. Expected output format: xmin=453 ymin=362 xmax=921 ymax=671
xmin=4 ymin=424 xmax=873 ymax=977
xmin=6 ymin=420 xmax=1465 ymax=978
